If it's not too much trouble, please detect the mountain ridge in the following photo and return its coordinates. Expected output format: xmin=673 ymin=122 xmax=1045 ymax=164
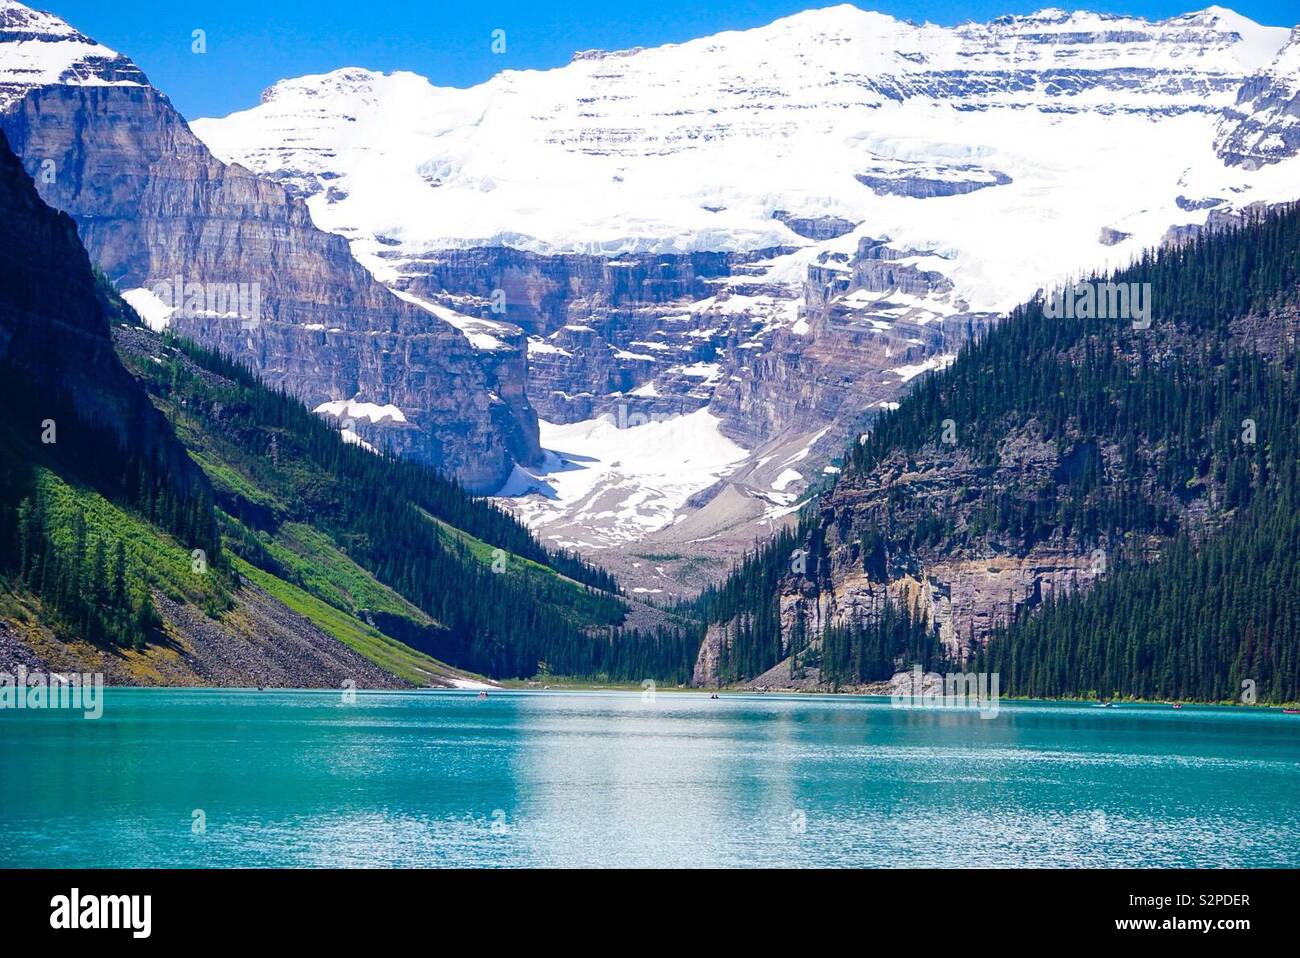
xmin=189 ymin=3 xmax=1300 ymax=592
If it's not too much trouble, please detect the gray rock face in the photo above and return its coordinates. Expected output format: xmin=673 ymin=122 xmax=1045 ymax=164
xmin=687 ymin=428 xmax=1133 ymax=687
xmin=692 ymin=622 xmax=728 ymax=687
xmin=398 ymin=245 xmax=787 ymax=425
xmin=789 ymin=439 xmax=1109 ymax=658
xmin=401 ymin=246 xmax=782 ymax=336
xmin=1160 ymin=201 xmax=1273 ymax=246
xmin=1176 ymin=194 xmax=1226 ymax=211
xmin=0 ymin=17 xmax=538 ymax=491
xmin=771 ymin=210 xmax=860 ymax=240
xmin=405 ymin=234 xmax=991 ymax=464
xmin=1216 ymin=28 xmax=1300 ymax=168
xmin=525 ymin=323 xmax=660 ymax=423
xmin=855 ymin=165 xmax=1012 ymax=198
xmin=711 ymin=236 xmax=993 ymax=451
xmin=711 ymin=315 xmax=981 ymax=454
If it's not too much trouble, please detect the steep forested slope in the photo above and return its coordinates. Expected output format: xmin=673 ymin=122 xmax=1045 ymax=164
xmin=0 ymin=126 xmax=221 ymax=656
xmin=974 ymin=483 xmax=1300 ymax=701
xmin=696 ymin=203 xmax=1300 ymax=701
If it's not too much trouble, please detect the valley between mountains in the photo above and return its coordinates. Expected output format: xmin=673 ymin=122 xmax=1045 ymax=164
xmin=0 ymin=1 xmax=1298 ymax=700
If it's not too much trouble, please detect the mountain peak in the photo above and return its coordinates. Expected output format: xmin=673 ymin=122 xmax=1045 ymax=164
xmin=0 ymin=0 xmax=102 ymax=45
xmin=1193 ymin=4 xmax=1253 ymax=20
xmin=261 ymin=67 xmax=390 ymax=104
xmin=0 ymin=0 xmax=145 ymax=108
xmin=1180 ymin=4 xmax=1271 ymax=30
xmin=253 ymin=67 xmax=440 ymax=121
xmin=769 ymin=3 xmax=902 ymax=26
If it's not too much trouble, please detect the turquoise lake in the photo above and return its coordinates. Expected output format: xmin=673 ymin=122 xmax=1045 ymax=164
xmin=1 ymin=689 xmax=1298 ymax=867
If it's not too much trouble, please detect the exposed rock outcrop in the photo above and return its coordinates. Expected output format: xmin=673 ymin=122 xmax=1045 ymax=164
xmin=401 ymin=246 xmax=785 ymax=425
xmin=855 ymin=165 xmax=1012 ymax=198
xmin=691 ymin=622 xmax=728 ymax=687
xmin=771 ymin=210 xmax=860 ymax=240
xmin=711 ymin=237 xmax=994 ymax=452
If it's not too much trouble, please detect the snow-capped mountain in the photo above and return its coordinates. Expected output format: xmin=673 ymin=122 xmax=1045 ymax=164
xmin=190 ymin=5 xmax=1299 ymax=592
xmin=0 ymin=0 xmax=144 ymax=108
xmin=196 ymin=4 xmax=1293 ymax=289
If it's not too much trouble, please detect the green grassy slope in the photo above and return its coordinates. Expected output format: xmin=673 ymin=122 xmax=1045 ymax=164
xmin=110 ymin=326 xmax=697 ymax=682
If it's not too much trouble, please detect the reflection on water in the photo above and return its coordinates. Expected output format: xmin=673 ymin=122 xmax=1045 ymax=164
xmin=1 ymin=689 xmax=1297 ymax=867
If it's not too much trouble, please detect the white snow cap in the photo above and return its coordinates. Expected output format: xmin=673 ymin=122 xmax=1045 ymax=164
xmin=192 ymin=5 xmax=1298 ymax=315
xmin=0 ymin=0 xmax=146 ymax=108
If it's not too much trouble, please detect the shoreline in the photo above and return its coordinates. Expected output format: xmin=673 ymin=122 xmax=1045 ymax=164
xmin=15 ymin=681 xmax=1297 ymax=710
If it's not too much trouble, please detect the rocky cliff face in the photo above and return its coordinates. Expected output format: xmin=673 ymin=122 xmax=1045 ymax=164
xmin=402 ymin=247 xmax=765 ymax=336
xmin=413 ymin=232 xmax=990 ymax=459
xmin=0 ymin=2 xmax=538 ymax=490
xmin=690 ymin=430 xmax=1122 ymax=687
xmin=398 ymin=246 xmax=784 ymax=425
xmin=785 ymin=440 xmax=1114 ymax=658
xmin=712 ymin=236 xmax=996 ymax=451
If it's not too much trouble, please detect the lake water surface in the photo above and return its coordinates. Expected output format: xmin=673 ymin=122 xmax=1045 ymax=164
xmin=2 ymin=689 xmax=1298 ymax=867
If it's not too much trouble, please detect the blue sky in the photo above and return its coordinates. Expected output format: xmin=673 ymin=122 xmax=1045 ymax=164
xmin=37 ymin=0 xmax=1298 ymax=120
